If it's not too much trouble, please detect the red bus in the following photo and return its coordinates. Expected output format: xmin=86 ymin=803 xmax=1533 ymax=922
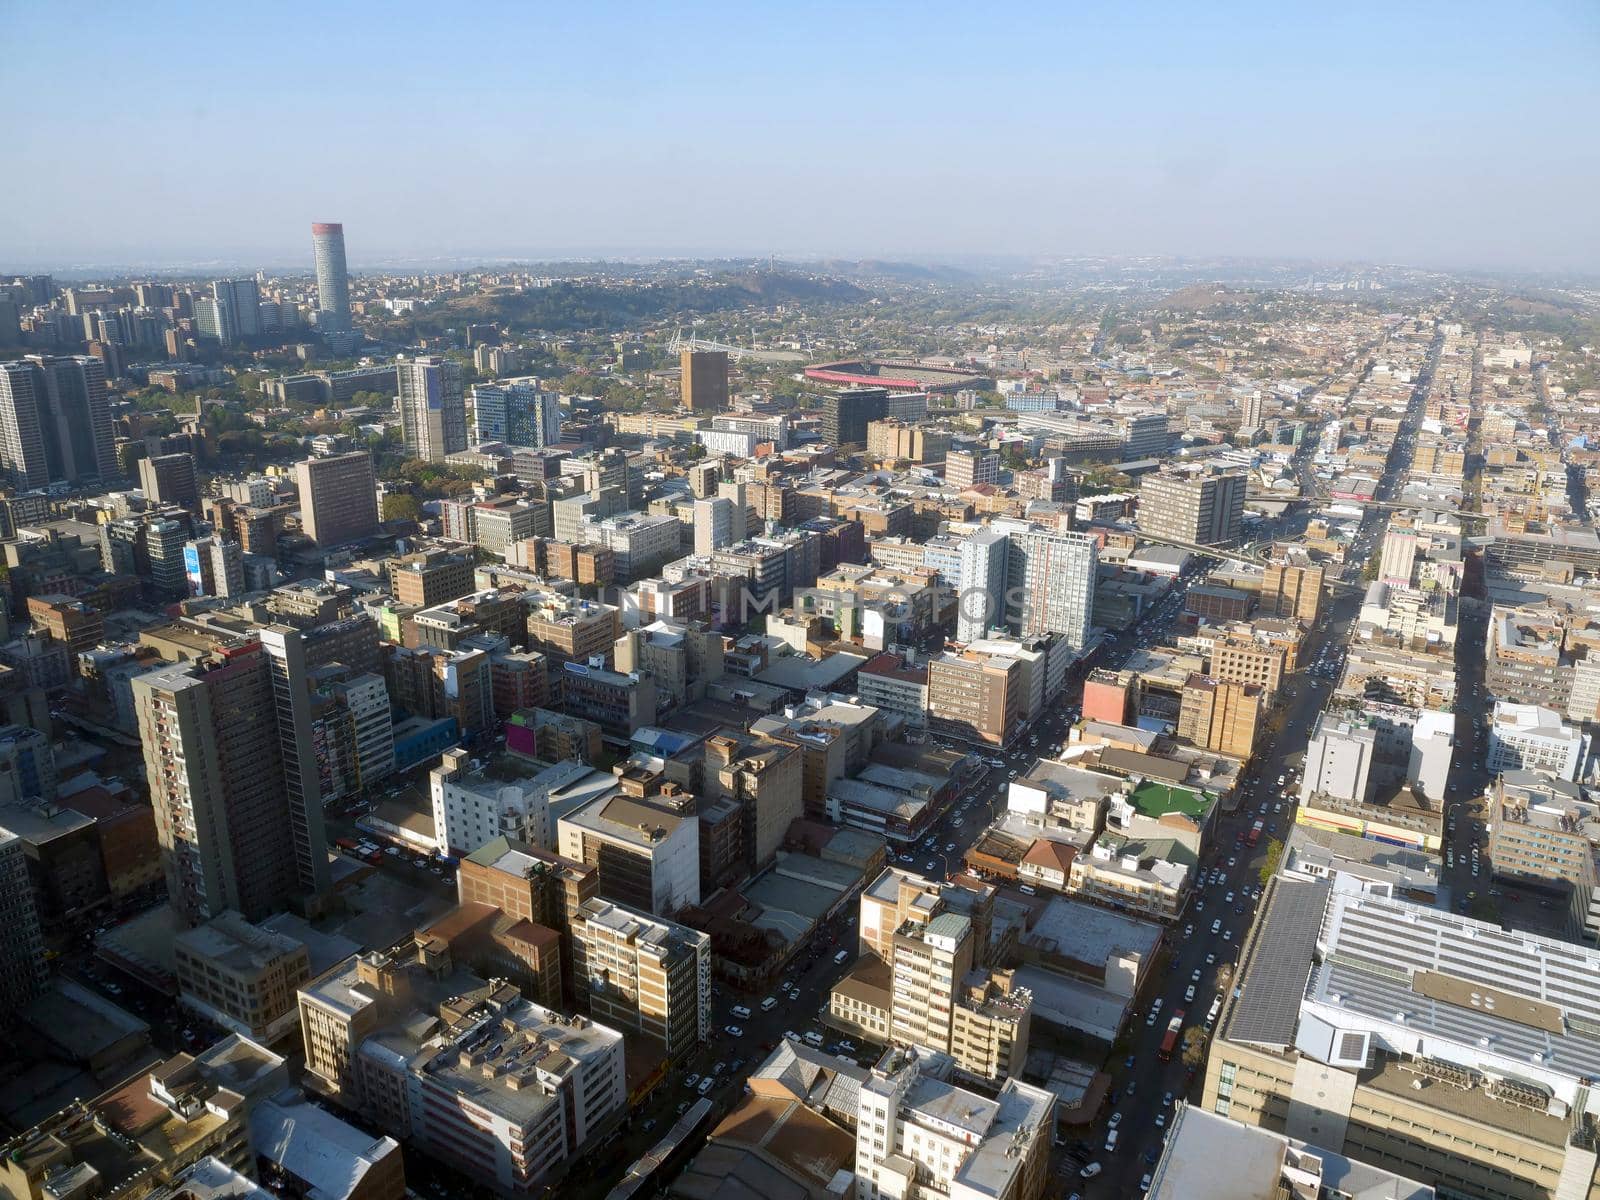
xmin=1158 ymin=1012 xmax=1185 ymax=1061
xmin=1247 ymin=820 xmax=1263 ymax=848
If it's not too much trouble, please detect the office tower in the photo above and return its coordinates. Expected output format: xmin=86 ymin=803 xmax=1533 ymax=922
xmin=470 ymin=379 xmax=561 ymax=446
xmin=557 ymin=786 xmax=697 ymax=915
xmin=679 ymin=349 xmax=729 ymax=413
xmin=0 ymin=827 xmax=47 ymax=1017
xmin=1261 ymin=546 xmax=1323 ymax=622
xmin=957 ymin=526 xmax=1009 ymax=642
xmin=819 ymin=387 xmax=886 ymax=447
xmin=391 ymin=549 xmax=474 ymax=608
xmin=1004 ymin=526 xmax=1096 ymax=650
xmin=147 ymin=517 xmax=190 ymax=598
xmin=396 ymin=356 xmax=467 ymax=462
xmin=133 ymin=635 xmax=329 ymax=926
xmin=294 ymin=451 xmax=378 ymax=546
xmin=1138 ymin=467 xmax=1247 ymax=546
xmin=946 ymin=447 xmax=999 ymax=489
xmin=311 ymin=222 xmax=352 ymax=332
xmin=139 ymin=451 xmax=200 ymax=511
xmin=569 ymin=897 xmax=710 ymax=1058
xmin=194 ymin=296 xmax=233 ymax=344
xmin=927 ymin=649 xmax=1022 ymax=746
xmin=0 ymin=354 xmax=113 ymax=488
xmin=183 ymin=536 xmax=244 ymax=598
xmin=856 ymin=1051 xmax=1054 ymax=1200
xmin=692 ymin=497 xmax=735 ymax=555
xmin=1177 ymin=674 xmax=1262 ymax=757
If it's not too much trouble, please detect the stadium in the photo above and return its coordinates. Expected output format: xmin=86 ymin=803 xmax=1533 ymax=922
xmin=803 ymin=357 xmax=990 ymax=393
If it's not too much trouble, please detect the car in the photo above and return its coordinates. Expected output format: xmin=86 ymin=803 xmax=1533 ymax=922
xmin=761 ymin=996 xmax=778 ymax=1011
xmin=732 ymin=1005 xmax=752 ymax=1019
xmin=1206 ymin=951 xmax=1216 ymax=964
xmin=1225 ymin=891 xmax=1234 ymax=904
xmin=788 ymin=989 xmax=801 ymax=1001
xmin=1079 ymin=1163 xmax=1102 ymax=1179
xmin=1154 ymin=1111 xmax=1166 ymax=1128
xmin=1195 ymin=898 xmax=1205 ymax=912
xmin=725 ymin=1025 xmax=743 ymax=1037
xmin=1108 ymin=1111 xmax=1122 ymax=1128
xmin=1191 ymin=968 xmax=1202 ymax=982
xmin=1211 ymin=919 xmax=1222 ymax=935
xmin=685 ymin=1073 xmax=700 ymax=1088
xmin=1124 ymin=1055 xmax=1136 ymax=1069
xmin=698 ymin=1077 xmax=714 ymax=1094
xmin=1184 ymin=985 xmax=1196 ymax=1002
xmin=1223 ymin=929 xmax=1233 ymax=941
xmin=1183 ymin=924 xmax=1193 ymax=938
xmin=1163 ymin=1091 xmax=1173 ymax=1107
xmin=1228 ymin=856 xmax=1237 ymax=868
xmin=944 ymin=843 xmax=956 ymax=852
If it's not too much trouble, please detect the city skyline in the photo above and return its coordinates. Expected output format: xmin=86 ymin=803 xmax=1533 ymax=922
xmin=2 ymin=1 xmax=1596 ymax=273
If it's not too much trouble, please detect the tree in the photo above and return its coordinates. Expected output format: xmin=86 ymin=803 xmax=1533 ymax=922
xmin=1257 ymin=838 xmax=1284 ymax=886
xmin=1181 ymin=1026 xmax=1208 ymax=1070
xmin=383 ymin=494 xmax=422 ymax=523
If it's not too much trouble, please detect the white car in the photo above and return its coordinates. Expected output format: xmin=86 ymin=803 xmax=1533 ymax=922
xmin=732 ymin=1005 xmax=751 ymax=1019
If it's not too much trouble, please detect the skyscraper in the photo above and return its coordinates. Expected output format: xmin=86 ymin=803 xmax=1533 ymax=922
xmin=397 ymin=356 xmax=467 ymax=462
xmin=294 ymin=451 xmax=379 ymax=546
xmin=311 ymin=222 xmax=352 ymax=333
xmin=211 ymin=278 xmax=261 ymax=340
xmin=692 ymin=497 xmax=735 ymax=555
xmin=1004 ymin=526 xmax=1097 ymax=650
xmin=134 ymin=636 xmax=330 ymax=925
xmin=679 ymin=350 xmax=729 ymax=413
xmin=0 ymin=354 xmax=114 ymax=489
xmin=470 ymin=379 xmax=561 ymax=447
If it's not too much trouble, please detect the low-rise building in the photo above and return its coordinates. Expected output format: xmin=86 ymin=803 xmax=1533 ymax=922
xmin=174 ymin=911 xmax=311 ymax=1043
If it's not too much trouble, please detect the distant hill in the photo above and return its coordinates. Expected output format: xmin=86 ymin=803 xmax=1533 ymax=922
xmin=1155 ymin=283 xmax=1252 ymax=312
xmin=409 ymin=270 xmax=868 ymax=334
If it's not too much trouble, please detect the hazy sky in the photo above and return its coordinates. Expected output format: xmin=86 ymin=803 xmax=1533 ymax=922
xmin=3 ymin=0 xmax=1597 ymax=273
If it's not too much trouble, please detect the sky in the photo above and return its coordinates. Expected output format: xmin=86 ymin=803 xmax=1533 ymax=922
xmin=2 ymin=0 xmax=1597 ymax=274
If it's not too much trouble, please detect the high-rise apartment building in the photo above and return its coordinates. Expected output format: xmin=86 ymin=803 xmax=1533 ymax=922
xmin=183 ymin=536 xmax=245 ymax=599
xmin=820 ymin=387 xmax=887 ymax=447
xmin=1004 ymin=526 xmax=1097 ymax=650
xmin=134 ymin=635 xmax=330 ymax=926
xmin=211 ymin=278 xmax=261 ymax=340
xmin=1138 ymin=467 xmax=1247 ymax=546
xmin=294 ymin=451 xmax=379 ymax=546
xmin=471 ymin=378 xmax=562 ymax=446
xmin=679 ymin=349 xmax=729 ymax=413
xmin=957 ymin=526 xmax=1010 ymax=642
xmin=139 ymin=451 xmax=200 ymax=511
xmin=569 ymin=896 xmax=710 ymax=1059
xmin=396 ymin=356 xmax=467 ymax=462
xmin=1379 ymin=523 xmax=1419 ymax=587
xmin=0 ymin=354 xmax=113 ymax=488
xmin=311 ymin=222 xmax=352 ymax=333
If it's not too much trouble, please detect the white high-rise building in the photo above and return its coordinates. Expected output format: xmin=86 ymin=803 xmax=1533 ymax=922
xmin=1004 ymin=526 xmax=1096 ymax=651
xmin=957 ymin=526 xmax=1009 ymax=643
xmin=692 ymin=497 xmax=735 ymax=555
xmin=397 ymin=356 xmax=467 ymax=462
